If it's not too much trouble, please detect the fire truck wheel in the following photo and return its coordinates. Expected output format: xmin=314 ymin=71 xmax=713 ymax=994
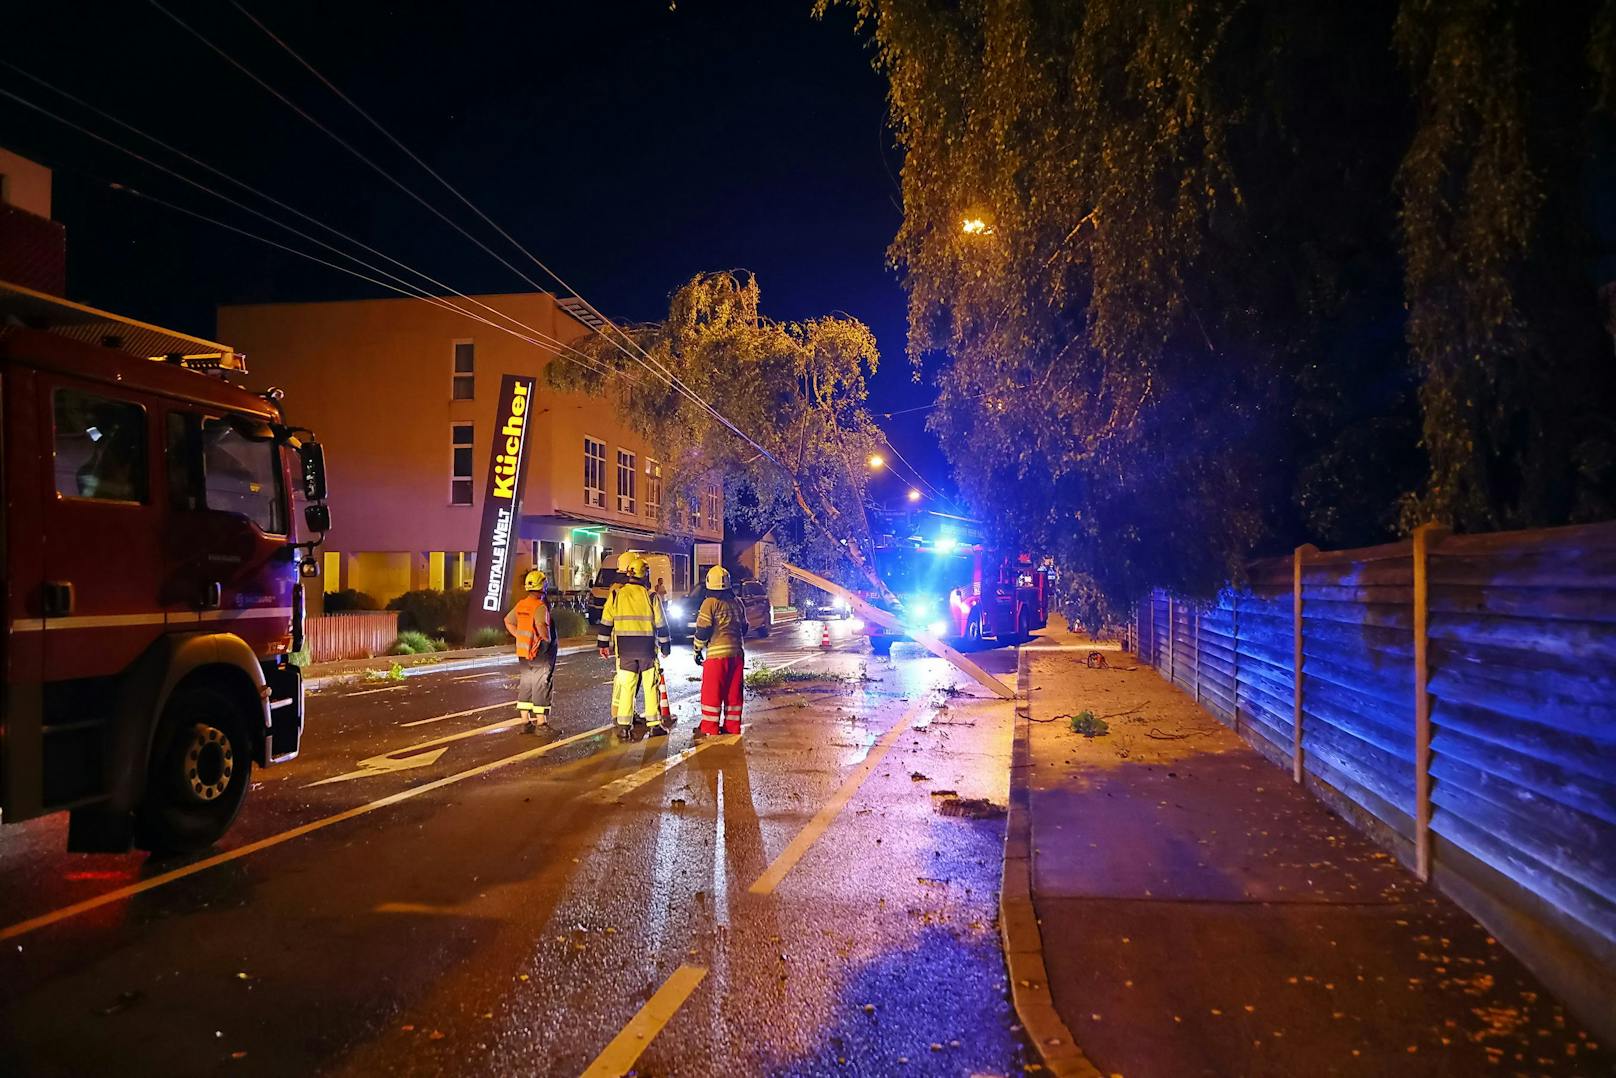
xmin=965 ymin=613 xmax=984 ymax=644
xmin=136 ymin=685 xmax=253 ymax=855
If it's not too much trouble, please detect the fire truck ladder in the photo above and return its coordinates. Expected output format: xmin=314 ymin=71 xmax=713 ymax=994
xmin=0 ymin=277 xmax=247 ymax=373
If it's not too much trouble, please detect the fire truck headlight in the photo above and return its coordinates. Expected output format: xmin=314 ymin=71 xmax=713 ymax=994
xmin=926 ymin=620 xmax=948 ymax=638
xmin=907 ymin=596 xmax=934 ymax=617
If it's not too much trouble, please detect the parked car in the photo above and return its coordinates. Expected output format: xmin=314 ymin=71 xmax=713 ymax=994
xmin=802 ymin=589 xmax=851 ymax=620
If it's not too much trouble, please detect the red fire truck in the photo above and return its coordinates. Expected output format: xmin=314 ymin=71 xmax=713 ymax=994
xmin=860 ymin=524 xmax=1049 ymax=655
xmin=0 ymin=281 xmax=330 ymax=853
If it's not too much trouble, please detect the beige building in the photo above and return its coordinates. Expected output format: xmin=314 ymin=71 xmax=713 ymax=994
xmin=217 ymin=292 xmax=723 ymax=608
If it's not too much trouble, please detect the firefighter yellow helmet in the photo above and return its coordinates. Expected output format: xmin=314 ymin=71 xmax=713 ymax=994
xmin=523 ymin=568 xmax=546 ymax=592
xmin=623 ymin=555 xmax=648 ymax=582
xmin=705 ymin=565 xmax=731 ymax=590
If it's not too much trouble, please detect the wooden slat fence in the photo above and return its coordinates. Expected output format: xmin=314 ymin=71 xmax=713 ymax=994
xmin=307 ymin=612 xmax=399 ymax=663
xmin=1138 ymin=520 xmax=1616 ymax=1041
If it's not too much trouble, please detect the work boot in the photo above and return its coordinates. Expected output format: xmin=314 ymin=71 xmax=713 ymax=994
xmin=692 ymin=728 xmax=708 ymax=742
xmin=647 ymin=725 xmax=669 ymax=738
xmin=615 ymin=724 xmax=633 ymax=743
xmin=521 ymin=719 xmax=539 ymax=736
xmin=633 ymin=713 xmax=648 ymax=727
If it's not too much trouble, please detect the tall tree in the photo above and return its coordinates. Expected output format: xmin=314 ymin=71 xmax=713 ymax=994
xmin=826 ymin=0 xmax=1616 ymax=613
xmin=546 ymin=271 xmax=888 ymax=587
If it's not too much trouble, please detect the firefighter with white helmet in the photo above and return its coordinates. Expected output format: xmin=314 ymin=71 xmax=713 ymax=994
xmin=504 ymin=568 xmax=556 ymax=735
xmin=598 ymin=554 xmax=671 ymax=740
xmin=693 ymin=564 xmax=749 ymax=738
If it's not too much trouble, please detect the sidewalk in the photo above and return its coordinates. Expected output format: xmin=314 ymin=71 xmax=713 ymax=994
xmin=302 ymin=637 xmax=595 ymax=689
xmin=1013 ymin=627 xmax=1606 ymax=1076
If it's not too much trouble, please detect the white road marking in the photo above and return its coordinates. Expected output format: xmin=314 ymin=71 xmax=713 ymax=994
xmin=308 ymin=713 xmax=520 ymax=786
xmin=748 ymin=698 xmax=925 ymax=895
xmin=578 ymin=964 xmax=707 ymax=1078
xmin=399 ymin=701 xmax=510 ymax=729
xmin=345 ymin=684 xmax=408 ymax=697
xmin=0 ymin=723 xmax=614 ymax=943
xmin=586 ymin=735 xmax=739 ymax=804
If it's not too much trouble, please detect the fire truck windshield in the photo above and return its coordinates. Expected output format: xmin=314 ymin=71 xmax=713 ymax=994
xmin=872 ymin=546 xmax=974 ymax=606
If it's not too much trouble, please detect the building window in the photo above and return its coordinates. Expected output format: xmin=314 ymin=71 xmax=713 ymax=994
xmin=451 ymin=423 xmax=474 ymax=504
xmin=704 ymin=482 xmax=720 ymax=531
xmin=452 ymin=341 xmax=475 ymax=400
xmin=616 ymin=449 xmax=637 ymax=514
xmin=644 ymin=459 xmax=662 ymax=520
xmin=584 ymin=437 xmax=607 ymax=508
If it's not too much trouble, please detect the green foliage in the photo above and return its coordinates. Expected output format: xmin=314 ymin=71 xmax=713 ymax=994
xmin=387 ymin=589 xmax=472 ymax=643
xmin=365 ymin=663 xmax=407 ymax=681
xmin=390 ymin=630 xmax=448 ymax=656
xmin=553 ymin=606 xmax=591 ymax=640
xmin=823 ymin=0 xmax=1616 ymax=607
xmin=288 ymin=644 xmax=312 ymax=669
xmin=468 ymin=626 xmax=512 ymax=649
xmin=547 ymin=272 xmax=891 ymax=591
xmin=324 ymin=588 xmax=380 ymax=613
xmin=1068 ymin=711 xmax=1109 ymax=738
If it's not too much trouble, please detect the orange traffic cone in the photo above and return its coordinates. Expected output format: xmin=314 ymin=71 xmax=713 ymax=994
xmin=820 ymin=621 xmax=832 ymax=650
xmin=657 ymin=666 xmax=673 ymax=724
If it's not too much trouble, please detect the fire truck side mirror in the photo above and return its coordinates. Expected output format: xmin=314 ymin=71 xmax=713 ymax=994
xmin=298 ymin=442 xmax=328 ymax=501
xmin=304 ymin=503 xmax=332 ymax=535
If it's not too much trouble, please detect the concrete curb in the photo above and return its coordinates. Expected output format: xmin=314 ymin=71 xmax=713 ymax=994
xmin=303 ymin=639 xmax=594 ymax=690
xmin=1000 ymin=645 xmax=1102 ymax=1078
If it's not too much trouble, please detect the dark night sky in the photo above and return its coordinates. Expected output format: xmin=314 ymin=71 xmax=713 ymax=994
xmin=2 ymin=0 xmax=952 ymax=498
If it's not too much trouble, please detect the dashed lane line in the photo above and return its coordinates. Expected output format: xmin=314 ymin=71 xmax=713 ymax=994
xmin=578 ymin=964 xmax=707 ymax=1078
xmin=0 ymin=723 xmax=613 ymax=944
xmin=747 ymin=697 xmax=926 ymax=895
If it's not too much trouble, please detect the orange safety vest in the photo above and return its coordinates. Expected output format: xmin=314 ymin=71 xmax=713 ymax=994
xmin=504 ymin=594 xmax=552 ymax=660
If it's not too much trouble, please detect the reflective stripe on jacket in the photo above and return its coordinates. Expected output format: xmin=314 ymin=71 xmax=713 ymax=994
xmin=504 ymin=594 xmax=553 ymax=660
xmin=693 ymin=593 xmax=747 ymax=659
xmin=598 ymin=582 xmax=669 ymax=654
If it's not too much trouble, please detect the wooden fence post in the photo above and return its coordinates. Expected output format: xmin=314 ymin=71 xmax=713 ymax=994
xmin=1193 ymin=608 xmax=1202 ymax=704
xmin=1231 ymin=594 xmax=1240 ymax=736
xmin=1167 ymin=594 xmax=1176 ymax=684
xmin=1413 ymin=524 xmax=1449 ymax=881
xmin=1292 ymin=544 xmax=1318 ymax=784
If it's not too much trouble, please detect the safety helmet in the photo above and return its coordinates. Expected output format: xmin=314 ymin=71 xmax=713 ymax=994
xmin=524 ymin=568 xmax=546 ymax=592
xmin=706 ymin=565 xmax=732 ymax=591
xmin=623 ymin=555 xmax=649 ymax=582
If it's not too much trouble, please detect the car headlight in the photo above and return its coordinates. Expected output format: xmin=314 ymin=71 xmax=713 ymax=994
xmin=667 ymin=601 xmax=685 ymax=618
xmin=834 ymin=596 xmax=850 ymax=611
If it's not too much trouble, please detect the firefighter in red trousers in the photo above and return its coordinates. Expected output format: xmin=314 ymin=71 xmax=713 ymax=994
xmin=693 ymin=566 xmax=748 ymax=738
xmin=503 ymin=569 xmax=556 ymax=736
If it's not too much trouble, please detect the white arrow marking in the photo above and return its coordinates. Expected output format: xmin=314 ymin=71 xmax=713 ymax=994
xmin=306 ymin=715 xmax=517 ymax=786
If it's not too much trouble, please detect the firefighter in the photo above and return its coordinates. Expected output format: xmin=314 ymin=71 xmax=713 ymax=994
xmin=598 ymin=554 xmax=671 ymax=740
xmin=693 ymin=565 xmax=748 ymax=738
xmin=504 ymin=569 xmax=556 ymax=735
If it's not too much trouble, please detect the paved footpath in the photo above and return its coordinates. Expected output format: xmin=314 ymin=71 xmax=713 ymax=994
xmin=1018 ymin=629 xmax=1608 ymax=1077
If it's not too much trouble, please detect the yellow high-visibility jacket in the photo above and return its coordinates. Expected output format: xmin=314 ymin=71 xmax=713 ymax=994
xmin=694 ymin=592 xmax=748 ymax=659
xmin=598 ymin=581 xmax=669 ymax=661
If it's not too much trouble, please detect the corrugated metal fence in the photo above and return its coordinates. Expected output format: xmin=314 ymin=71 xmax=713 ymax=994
xmin=307 ymin=612 xmax=399 ymax=663
xmin=1139 ymin=521 xmax=1616 ymax=1039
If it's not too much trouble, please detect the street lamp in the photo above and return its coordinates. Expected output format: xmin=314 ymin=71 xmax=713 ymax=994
xmin=962 ymin=217 xmax=993 ymax=236
xmin=907 ymin=488 xmax=922 ymax=502
xmin=868 ymin=454 xmax=886 ymax=470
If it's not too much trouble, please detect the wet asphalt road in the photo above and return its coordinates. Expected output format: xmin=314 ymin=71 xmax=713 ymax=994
xmin=0 ymin=621 xmax=1033 ymax=1077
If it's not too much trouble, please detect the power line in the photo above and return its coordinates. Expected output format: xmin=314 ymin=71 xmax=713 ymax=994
xmin=221 ymin=0 xmax=781 ymax=467
xmin=0 ymin=78 xmax=624 ymax=382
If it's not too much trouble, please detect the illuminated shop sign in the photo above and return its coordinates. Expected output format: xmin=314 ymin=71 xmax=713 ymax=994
xmin=467 ymin=374 xmax=536 ymax=634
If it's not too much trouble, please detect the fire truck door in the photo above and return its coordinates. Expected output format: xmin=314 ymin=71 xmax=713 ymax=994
xmin=39 ymin=380 xmax=168 ymax=682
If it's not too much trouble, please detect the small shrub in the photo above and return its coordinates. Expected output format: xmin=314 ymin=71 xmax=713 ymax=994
xmin=289 ymin=644 xmax=312 ymax=669
xmin=325 ymin=588 xmax=381 ymax=613
xmin=553 ymin=607 xmax=590 ymax=639
xmin=1068 ymin=710 xmax=1110 ymax=738
xmin=390 ymin=629 xmax=439 ymax=655
xmin=365 ymin=664 xmax=405 ymax=681
xmin=468 ymin=626 xmax=512 ymax=649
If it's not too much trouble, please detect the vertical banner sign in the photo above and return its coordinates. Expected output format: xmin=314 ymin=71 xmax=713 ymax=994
xmin=466 ymin=374 xmax=537 ymax=637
